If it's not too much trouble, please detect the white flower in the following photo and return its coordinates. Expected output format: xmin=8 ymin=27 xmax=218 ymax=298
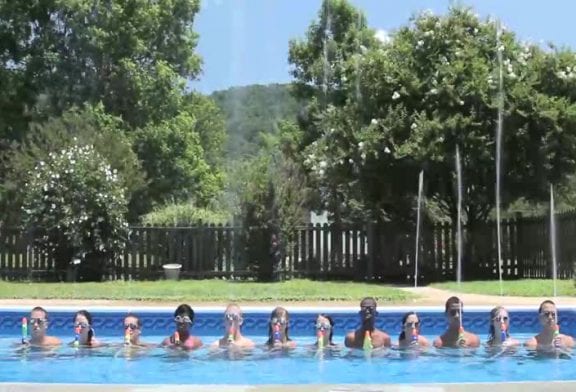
xmin=358 ymin=141 xmax=364 ymax=149
xmin=459 ymin=100 xmax=464 ymax=105
xmin=384 ymin=147 xmax=391 ymax=154
xmin=318 ymin=169 xmax=325 ymax=176
xmin=348 ymin=158 xmax=354 ymax=164
xmin=319 ymin=161 xmax=327 ymax=168
xmin=417 ymin=40 xmax=424 ymax=47
xmin=411 ymin=123 xmax=418 ymax=130
xmin=392 ymin=91 xmax=400 ymax=100
xmin=430 ymin=88 xmax=438 ymax=95
xmin=361 ymin=153 xmax=367 ymax=160
xmin=371 ymin=119 xmax=378 ymax=125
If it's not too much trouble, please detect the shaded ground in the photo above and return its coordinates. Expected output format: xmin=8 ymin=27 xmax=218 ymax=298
xmin=1 ymin=286 xmax=575 ymax=308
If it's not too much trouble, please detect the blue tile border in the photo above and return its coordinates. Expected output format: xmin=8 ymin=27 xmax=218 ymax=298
xmin=1 ymin=306 xmax=575 ymax=338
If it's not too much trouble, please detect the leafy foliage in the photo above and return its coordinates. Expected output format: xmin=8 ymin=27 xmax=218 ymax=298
xmin=211 ymin=84 xmax=302 ymax=159
xmin=1 ymin=105 xmax=144 ymax=224
xmin=132 ymin=112 xmax=223 ymax=211
xmin=291 ymin=3 xmax=576 ymax=225
xmin=21 ymin=144 xmax=129 ymax=274
xmin=142 ymin=202 xmax=230 ymax=227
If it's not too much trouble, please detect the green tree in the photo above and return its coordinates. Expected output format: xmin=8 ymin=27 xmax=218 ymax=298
xmin=0 ymin=0 xmax=201 ymax=138
xmin=1 ymin=105 xmax=145 ymax=224
xmin=132 ymin=112 xmax=223 ymax=211
xmin=22 ymin=144 xmax=129 ymax=281
xmin=297 ymin=6 xmax=576 ymax=226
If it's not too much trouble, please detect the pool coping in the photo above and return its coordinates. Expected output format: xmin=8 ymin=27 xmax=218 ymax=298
xmin=1 ymin=304 xmax=575 ymax=313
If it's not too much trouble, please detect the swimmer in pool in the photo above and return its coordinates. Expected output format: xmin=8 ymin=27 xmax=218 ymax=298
xmin=344 ymin=297 xmax=391 ymax=349
xmin=212 ymin=303 xmax=254 ymax=349
xmin=433 ymin=296 xmax=480 ymax=348
xmin=525 ymin=300 xmax=574 ymax=350
xmin=397 ymin=311 xmax=429 ymax=348
xmin=162 ymin=304 xmax=203 ymax=349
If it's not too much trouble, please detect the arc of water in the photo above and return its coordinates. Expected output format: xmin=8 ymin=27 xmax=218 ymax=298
xmin=414 ymin=170 xmax=424 ymax=288
xmin=550 ymin=184 xmax=558 ymax=298
xmin=495 ymin=20 xmax=504 ymax=296
xmin=456 ymin=146 xmax=462 ymax=286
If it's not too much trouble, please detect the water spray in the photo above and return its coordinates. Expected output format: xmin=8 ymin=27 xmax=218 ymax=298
xmin=411 ymin=327 xmax=419 ymax=346
xmin=124 ymin=328 xmax=131 ymax=346
xmin=21 ymin=317 xmax=28 ymax=345
xmin=458 ymin=302 xmax=465 ymax=346
xmin=363 ymin=330 xmax=373 ymax=351
xmin=74 ymin=325 xmax=81 ymax=347
xmin=273 ymin=323 xmax=281 ymax=343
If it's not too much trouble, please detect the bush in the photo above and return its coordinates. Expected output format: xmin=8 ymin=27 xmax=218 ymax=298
xmin=22 ymin=144 xmax=129 ymax=281
xmin=142 ymin=202 xmax=230 ymax=226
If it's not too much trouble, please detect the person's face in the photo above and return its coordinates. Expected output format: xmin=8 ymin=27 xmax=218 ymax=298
xmin=124 ymin=316 xmax=141 ymax=341
xmin=174 ymin=313 xmax=193 ymax=332
xmin=446 ymin=303 xmax=462 ymax=327
xmin=74 ymin=314 xmax=91 ymax=341
xmin=539 ymin=303 xmax=557 ymax=328
xmin=30 ymin=310 xmax=47 ymax=337
xmin=224 ymin=307 xmax=242 ymax=330
xmin=359 ymin=301 xmax=377 ymax=324
xmin=403 ymin=314 xmax=420 ymax=336
xmin=316 ymin=315 xmax=331 ymax=336
xmin=270 ymin=313 xmax=288 ymax=336
xmin=492 ymin=309 xmax=510 ymax=332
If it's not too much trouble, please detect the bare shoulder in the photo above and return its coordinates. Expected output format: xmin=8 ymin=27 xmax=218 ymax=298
xmin=46 ymin=336 xmax=61 ymax=346
xmin=466 ymin=332 xmax=481 ymax=347
xmin=344 ymin=331 xmax=356 ymax=347
xmin=418 ymin=335 xmax=430 ymax=347
xmin=562 ymin=334 xmax=575 ymax=348
xmin=524 ymin=336 xmax=537 ymax=348
xmin=433 ymin=336 xmax=443 ymax=348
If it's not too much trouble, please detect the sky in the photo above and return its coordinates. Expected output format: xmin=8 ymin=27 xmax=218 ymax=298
xmin=190 ymin=0 xmax=576 ymax=94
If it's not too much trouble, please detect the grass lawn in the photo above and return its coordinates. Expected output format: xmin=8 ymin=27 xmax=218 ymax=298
xmin=0 ymin=279 xmax=416 ymax=303
xmin=431 ymin=279 xmax=576 ymax=297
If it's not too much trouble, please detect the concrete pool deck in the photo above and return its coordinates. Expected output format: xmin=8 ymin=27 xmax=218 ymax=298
xmin=0 ymin=382 xmax=574 ymax=391
xmin=1 ymin=286 xmax=575 ymax=308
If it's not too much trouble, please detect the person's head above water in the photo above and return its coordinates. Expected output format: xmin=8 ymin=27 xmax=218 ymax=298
xmin=267 ymin=306 xmax=291 ymax=344
xmin=173 ymin=304 xmax=194 ymax=332
xmin=359 ymin=297 xmax=378 ymax=330
xmin=445 ymin=296 xmax=463 ymax=328
xmin=538 ymin=299 xmax=558 ymax=330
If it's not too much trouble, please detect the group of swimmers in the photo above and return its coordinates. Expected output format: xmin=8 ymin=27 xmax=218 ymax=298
xmin=19 ymin=297 xmax=575 ymax=352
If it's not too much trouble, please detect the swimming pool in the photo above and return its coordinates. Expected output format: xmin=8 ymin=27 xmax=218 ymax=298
xmin=0 ymin=306 xmax=575 ymax=385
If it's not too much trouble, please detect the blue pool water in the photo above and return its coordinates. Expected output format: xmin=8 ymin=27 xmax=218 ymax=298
xmin=0 ymin=306 xmax=575 ymax=385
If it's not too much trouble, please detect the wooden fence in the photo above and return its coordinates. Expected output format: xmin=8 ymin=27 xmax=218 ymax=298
xmin=1 ymin=212 xmax=575 ymax=282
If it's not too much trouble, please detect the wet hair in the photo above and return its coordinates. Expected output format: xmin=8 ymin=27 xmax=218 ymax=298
xmin=398 ymin=311 xmax=420 ymax=341
xmin=124 ymin=313 xmax=142 ymax=328
xmin=266 ymin=307 xmax=292 ymax=346
xmin=445 ymin=296 xmax=462 ymax=313
xmin=487 ymin=306 xmax=510 ymax=344
xmin=31 ymin=306 xmax=48 ymax=319
xmin=538 ymin=300 xmax=556 ymax=313
xmin=316 ymin=314 xmax=335 ymax=345
xmin=174 ymin=304 xmax=194 ymax=321
xmin=74 ymin=310 xmax=95 ymax=345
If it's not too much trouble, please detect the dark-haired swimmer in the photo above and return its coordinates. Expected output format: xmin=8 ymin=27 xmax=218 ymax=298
xmin=344 ymin=297 xmax=391 ymax=349
xmin=525 ymin=300 xmax=574 ymax=350
xmin=314 ymin=314 xmax=338 ymax=349
xmin=486 ymin=306 xmax=519 ymax=348
xmin=70 ymin=310 xmax=102 ymax=347
xmin=265 ymin=307 xmax=296 ymax=349
xmin=26 ymin=306 xmax=61 ymax=347
xmin=433 ymin=297 xmax=480 ymax=348
xmin=122 ymin=313 xmax=153 ymax=347
xmin=162 ymin=304 xmax=202 ymax=349
xmin=212 ymin=304 xmax=254 ymax=349
xmin=398 ymin=312 xmax=429 ymax=348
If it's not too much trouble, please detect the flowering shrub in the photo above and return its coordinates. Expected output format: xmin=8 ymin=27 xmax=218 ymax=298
xmin=22 ymin=143 xmax=129 ymax=278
